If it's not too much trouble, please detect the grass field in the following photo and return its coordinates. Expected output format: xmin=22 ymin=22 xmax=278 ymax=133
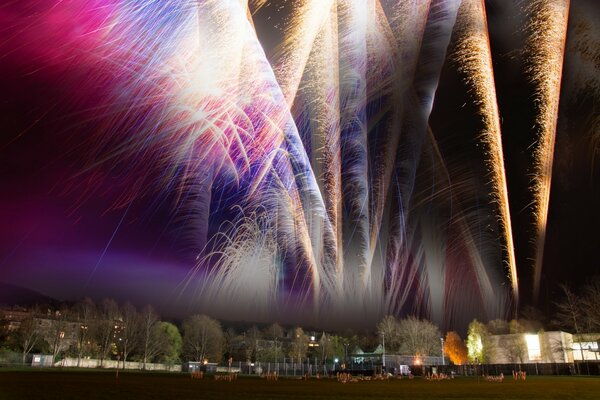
xmin=1 ymin=370 xmax=599 ymax=400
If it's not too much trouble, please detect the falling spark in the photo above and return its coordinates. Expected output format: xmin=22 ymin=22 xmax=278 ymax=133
xmin=454 ymin=0 xmax=519 ymax=305
xmin=525 ymin=0 xmax=570 ymax=302
xmin=41 ymin=0 xmax=516 ymax=327
xmin=272 ymin=0 xmax=335 ymax=105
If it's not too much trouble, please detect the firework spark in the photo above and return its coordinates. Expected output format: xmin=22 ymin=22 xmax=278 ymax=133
xmin=525 ymin=0 xmax=570 ymax=302
xmin=454 ymin=0 xmax=518 ymax=305
xmin=21 ymin=0 xmax=523 ymax=327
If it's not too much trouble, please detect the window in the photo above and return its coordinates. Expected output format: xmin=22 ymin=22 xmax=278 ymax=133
xmin=525 ymin=334 xmax=542 ymax=361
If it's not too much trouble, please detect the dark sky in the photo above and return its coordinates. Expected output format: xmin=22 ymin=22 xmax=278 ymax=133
xmin=1 ymin=0 xmax=598 ymax=327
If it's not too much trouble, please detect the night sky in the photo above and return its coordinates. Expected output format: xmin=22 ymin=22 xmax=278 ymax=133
xmin=1 ymin=0 xmax=599 ymax=329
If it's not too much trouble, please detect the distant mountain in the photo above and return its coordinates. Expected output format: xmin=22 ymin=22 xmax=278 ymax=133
xmin=0 ymin=283 xmax=58 ymax=307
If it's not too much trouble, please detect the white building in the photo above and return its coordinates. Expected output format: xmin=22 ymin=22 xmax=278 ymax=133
xmin=488 ymin=331 xmax=600 ymax=364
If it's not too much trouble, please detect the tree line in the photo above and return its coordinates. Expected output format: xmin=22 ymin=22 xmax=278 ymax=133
xmin=2 ymin=279 xmax=597 ymax=367
xmin=0 ymin=298 xmax=383 ymax=367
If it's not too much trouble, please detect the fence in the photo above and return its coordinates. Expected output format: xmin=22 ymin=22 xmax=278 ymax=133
xmin=56 ymin=357 xmax=181 ymax=372
xmin=2 ymin=351 xmax=599 ymax=376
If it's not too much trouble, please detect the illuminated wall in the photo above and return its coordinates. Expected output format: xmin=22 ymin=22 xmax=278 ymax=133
xmin=487 ymin=331 xmax=573 ymax=364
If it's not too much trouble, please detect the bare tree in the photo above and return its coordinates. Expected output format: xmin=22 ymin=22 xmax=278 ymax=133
xmin=582 ymin=278 xmax=600 ymax=331
xmin=74 ymin=298 xmax=96 ymax=367
xmin=15 ymin=309 xmax=45 ymax=364
xmin=182 ymin=314 xmax=223 ymax=363
xmin=245 ymin=325 xmax=262 ymax=362
xmin=263 ymin=323 xmax=284 ymax=362
xmin=118 ymin=302 xmax=142 ymax=366
xmin=499 ymin=335 xmax=527 ymax=363
xmin=554 ymin=284 xmax=586 ymax=361
xmin=46 ymin=305 xmax=72 ymax=362
xmin=502 ymin=320 xmax=528 ymax=363
xmin=377 ymin=315 xmax=401 ymax=353
xmin=397 ymin=316 xmax=441 ymax=356
xmin=94 ymin=298 xmax=119 ymax=367
xmin=140 ymin=305 xmax=162 ymax=369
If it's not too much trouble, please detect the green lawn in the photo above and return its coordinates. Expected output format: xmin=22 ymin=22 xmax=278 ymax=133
xmin=1 ymin=370 xmax=599 ymax=400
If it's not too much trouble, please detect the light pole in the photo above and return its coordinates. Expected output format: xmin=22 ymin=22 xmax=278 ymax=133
xmin=343 ymin=343 xmax=349 ymax=365
xmin=382 ymin=332 xmax=386 ymax=370
xmin=440 ymin=337 xmax=445 ymax=365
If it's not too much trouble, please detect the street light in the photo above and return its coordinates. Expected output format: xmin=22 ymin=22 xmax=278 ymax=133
xmin=334 ymin=358 xmax=339 ymax=372
xmin=440 ymin=337 xmax=445 ymax=365
xmin=382 ymin=332 xmax=386 ymax=369
xmin=343 ymin=343 xmax=349 ymax=365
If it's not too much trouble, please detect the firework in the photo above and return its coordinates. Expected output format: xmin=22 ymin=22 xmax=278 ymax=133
xmin=38 ymin=0 xmax=521 ymax=327
xmin=454 ymin=0 xmax=518 ymax=304
xmin=525 ymin=0 xmax=570 ymax=302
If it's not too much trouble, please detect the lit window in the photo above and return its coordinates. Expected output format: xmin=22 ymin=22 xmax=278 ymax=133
xmin=525 ymin=334 xmax=542 ymax=361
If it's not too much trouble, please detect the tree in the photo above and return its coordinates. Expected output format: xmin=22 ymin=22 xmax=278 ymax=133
xmin=487 ymin=319 xmax=509 ymax=335
xmin=466 ymin=319 xmax=494 ymax=363
xmin=118 ymin=302 xmax=142 ymax=366
xmin=444 ymin=331 xmax=467 ymax=365
xmin=139 ymin=305 xmax=162 ymax=369
xmin=264 ymin=323 xmax=284 ymax=340
xmin=554 ymin=284 xmax=584 ymax=333
xmin=554 ymin=284 xmax=585 ymax=361
xmin=263 ymin=323 xmax=284 ymax=362
xmin=94 ymin=298 xmax=119 ymax=367
xmin=182 ymin=314 xmax=223 ymax=363
xmin=0 ymin=310 xmax=8 ymax=343
xmin=46 ymin=305 xmax=72 ymax=362
xmin=319 ymin=333 xmax=344 ymax=367
xmin=159 ymin=322 xmax=182 ymax=364
xmin=377 ymin=315 xmax=401 ymax=353
xmin=74 ymin=298 xmax=96 ymax=367
xmin=501 ymin=320 xmax=527 ymax=363
xmin=15 ymin=310 xmax=45 ymax=364
xmin=288 ymin=327 xmax=308 ymax=361
xmin=582 ymin=278 xmax=600 ymax=332
xmin=223 ymin=327 xmax=243 ymax=360
xmin=397 ymin=316 xmax=441 ymax=356
xmin=245 ymin=325 xmax=262 ymax=362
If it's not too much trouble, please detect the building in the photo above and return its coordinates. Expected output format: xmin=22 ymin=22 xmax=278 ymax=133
xmin=486 ymin=331 xmax=600 ymax=364
xmin=0 ymin=307 xmax=30 ymax=331
xmin=571 ymin=334 xmax=600 ymax=361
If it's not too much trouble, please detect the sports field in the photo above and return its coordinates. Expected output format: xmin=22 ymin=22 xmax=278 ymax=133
xmin=1 ymin=370 xmax=598 ymax=400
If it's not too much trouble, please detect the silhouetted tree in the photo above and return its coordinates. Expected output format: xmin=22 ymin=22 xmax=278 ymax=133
xmin=140 ymin=305 xmax=161 ymax=369
xmin=118 ymin=302 xmax=142 ymax=366
xmin=74 ymin=298 xmax=96 ymax=367
xmin=15 ymin=308 xmax=45 ymax=364
xmin=94 ymin=298 xmax=119 ymax=367
xmin=582 ymin=278 xmax=600 ymax=331
xmin=377 ymin=315 xmax=401 ymax=353
xmin=46 ymin=305 xmax=72 ymax=362
xmin=182 ymin=314 xmax=223 ymax=363
xmin=554 ymin=284 xmax=586 ymax=361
